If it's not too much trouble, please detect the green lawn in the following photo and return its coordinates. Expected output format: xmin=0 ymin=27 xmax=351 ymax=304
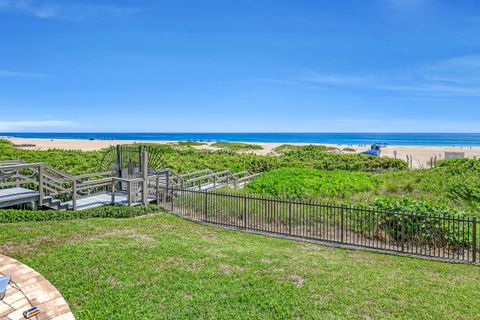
xmin=0 ymin=212 xmax=479 ymax=319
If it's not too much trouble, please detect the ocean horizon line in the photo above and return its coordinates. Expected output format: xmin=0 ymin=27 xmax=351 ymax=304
xmin=2 ymin=132 xmax=480 ymax=147
xmin=2 ymin=132 xmax=480 ymax=134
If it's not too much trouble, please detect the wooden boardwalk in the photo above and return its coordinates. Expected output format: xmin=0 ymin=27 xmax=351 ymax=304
xmin=64 ymin=192 xmax=156 ymax=211
xmin=0 ymin=159 xmax=260 ymax=211
xmin=0 ymin=187 xmax=157 ymax=211
xmin=0 ymin=187 xmax=39 ymax=208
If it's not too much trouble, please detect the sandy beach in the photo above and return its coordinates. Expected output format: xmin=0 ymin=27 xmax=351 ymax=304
xmin=4 ymin=137 xmax=480 ymax=169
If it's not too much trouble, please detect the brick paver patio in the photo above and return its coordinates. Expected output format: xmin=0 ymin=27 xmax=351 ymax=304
xmin=0 ymin=254 xmax=74 ymax=320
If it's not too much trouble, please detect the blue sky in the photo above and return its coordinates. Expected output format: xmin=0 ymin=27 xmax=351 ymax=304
xmin=1 ymin=0 xmax=480 ymax=133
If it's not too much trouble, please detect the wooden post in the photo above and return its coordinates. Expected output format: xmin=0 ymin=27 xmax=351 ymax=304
xmin=164 ymin=170 xmax=173 ymax=202
xmin=156 ymin=176 xmax=160 ymax=204
xmin=72 ymin=180 xmax=77 ymax=211
xmin=166 ymin=170 xmax=170 ymax=193
xmin=111 ymin=179 xmax=116 ymax=204
xmin=141 ymin=150 xmax=148 ymax=205
xmin=116 ymin=144 xmax=122 ymax=180
xmin=127 ymin=180 xmax=132 ymax=206
xmin=38 ymin=164 xmax=44 ymax=207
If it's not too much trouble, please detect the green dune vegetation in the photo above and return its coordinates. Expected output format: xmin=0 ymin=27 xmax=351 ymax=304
xmin=210 ymin=141 xmax=263 ymax=151
xmin=0 ymin=139 xmax=404 ymax=174
xmin=170 ymin=141 xmax=208 ymax=148
xmin=273 ymin=144 xmax=337 ymax=154
xmin=245 ymin=162 xmax=480 ymax=214
xmin=1 ymin=139 xmax=479 ymax=214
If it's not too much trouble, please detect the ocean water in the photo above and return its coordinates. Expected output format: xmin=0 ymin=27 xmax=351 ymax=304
xmin=2 ymin=132 xmax=480 ymax=146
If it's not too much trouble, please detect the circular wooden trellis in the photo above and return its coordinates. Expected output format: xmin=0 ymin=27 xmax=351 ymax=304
xmin=99 ymin=144 xmax=167 ymax=176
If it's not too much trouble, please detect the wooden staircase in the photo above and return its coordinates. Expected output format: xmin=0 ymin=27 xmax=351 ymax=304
xmin=42 ymin=195 xmax=70 ymax=210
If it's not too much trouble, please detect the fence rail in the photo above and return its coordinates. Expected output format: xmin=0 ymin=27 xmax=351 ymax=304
xmin=158 ymin=187 xmax=479 ymax=263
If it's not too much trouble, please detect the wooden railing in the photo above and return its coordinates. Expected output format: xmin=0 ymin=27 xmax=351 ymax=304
xmin=0 ymin=160 xmax=262 ymax=210
xmin=153 ymin=168 xmax=259 ymax=191
xmin=0 ymin=162 xmax=44 ymax=192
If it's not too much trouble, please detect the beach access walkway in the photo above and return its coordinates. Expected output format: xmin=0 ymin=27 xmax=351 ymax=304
xmin=0 ymin=160 xmax=259 ymax=211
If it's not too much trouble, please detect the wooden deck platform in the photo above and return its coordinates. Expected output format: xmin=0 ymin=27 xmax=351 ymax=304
xmin=0 ymin=187 xmax=39 ymax=208
xmin=64 ymin=192 xmax=156 ymax=211
xmin=0 ymin=187 xmax=156 ymax=211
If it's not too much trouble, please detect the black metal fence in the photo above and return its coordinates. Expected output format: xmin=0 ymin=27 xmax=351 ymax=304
xmin=158 ymin=187 xmax=479 ymax=263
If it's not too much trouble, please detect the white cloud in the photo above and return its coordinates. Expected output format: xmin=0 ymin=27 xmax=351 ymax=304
xmin=383 ymin=55 xmax=480 ymax=96
xmin=319 ymin=117 xmax=480 ymax=133
xmin=264 ymin=55 xmax=480 ymax=97
xmin=297 ymin=72 xmax=368 ymax=85
xmin=0 ymin=120 xmax=75 ymax=131
xmin=426 ymin=55 xmax=480 ymax=80
xmin=241 ymin=73 xmax=371 ymax=88
xmin=0 ymin=0 xmax=144 ymax=21
xmin=0 ymin=69 xmax=49 ymax=78
xmin=378 ymin=84 xmax=480 ymax=96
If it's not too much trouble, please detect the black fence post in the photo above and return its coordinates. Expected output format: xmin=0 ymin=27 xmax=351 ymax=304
xmin=401 ymin=213 xmax=405 ymax=252
xmin=473 ymin=217 xmax=477 ymax=263
xmin=204 ymin=191 xmax=208 ymax=221
xmin=289 ymin=199 xmax=292 ymax=235
xmin=243 ymin=195 xmax=247 ymax=229
xmin=159 ymin=185 xmax=477 ymax=263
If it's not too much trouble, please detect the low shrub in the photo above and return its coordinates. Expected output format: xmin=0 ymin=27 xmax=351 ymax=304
xmin=171 ymin=141 xmax=207 ymax=147
xmin=273 ymin=144 xmax=302 ymax=153
xmin=281 ymin=145 xmax=407 ymax=171
xmin=350 ymin=198 xmax=475 ymax=248
xmin=246 ymin=167 xmax=379 ymax=199
xmin=437 ymin=158 xmax=480 ymax=173
xmin=274 ymin=144 xmax=337 ymax=154
xmin=211 ymin=142 xmax=263 ymax=151
xmin=0 ymin=205 xmax=163 ymax=223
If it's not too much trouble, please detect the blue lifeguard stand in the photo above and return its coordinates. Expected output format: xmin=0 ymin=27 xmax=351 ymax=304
xmin=362 ymin=144 xmax=382 ymax=156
